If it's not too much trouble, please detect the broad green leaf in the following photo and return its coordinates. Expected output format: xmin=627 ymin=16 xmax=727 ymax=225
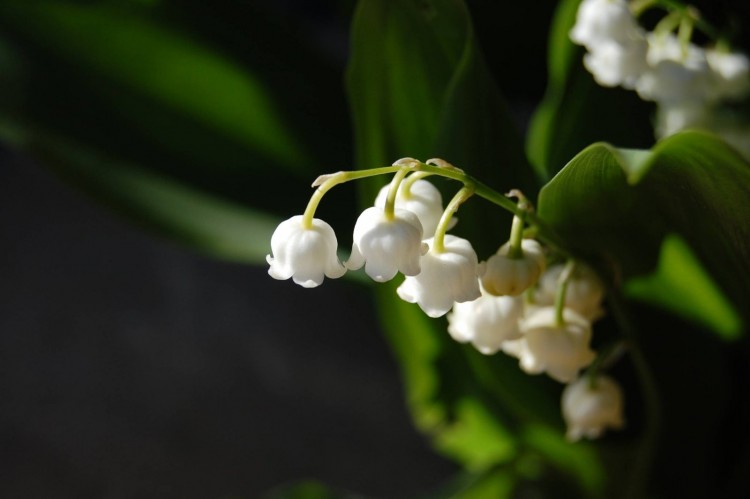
xmin=526 ymin=0 xmax=653 ymax=182
xmin=347 ymin=0 xmax=600 ymax=492
xmin=23 ymin=132 xmax=280 ymax=263
xmin=625 ymin=234 xmax=742 ymax=339
xmin=0 ymin=0 xmax=306 ymax=167
xmin=347 ymin=0 xmax=535 ymax=255
xmin=522 ymin=424 xmax=604 ymax=497
xmin=0 ymin=0 xmax=354 ymax=226
xmin=537 ymin=130 xmax=749 ymax=334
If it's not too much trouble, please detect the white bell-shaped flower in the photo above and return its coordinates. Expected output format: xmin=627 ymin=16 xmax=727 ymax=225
xmin=502 ymin=307 xmax=595 ymax=383
xmin=397 ymin=235 xmax=481 ymax=318
xmin=374 ymin=179 xmax=448 ymax=237
xmin=706 ymin=49 xmax=750 ymax=100
xmin=583 ymin=37 xmax=648 ymax=89
xmin=562 ymin=375 xmax=625 ymax=442
xmin=267 ymin=215 xmax=346 ymax=288
xmin=570 ymin=0 xmax=641 ymax=49
xmin=481 ymin=238 xmax=546 ymax=296
xmin=447 ymin=282 xmax=523 ymax=355
xmin=346 ymin=207 xmax=427 ymax=282
xmin=637 ymin=33 xmax=716 ymax=104
xmin=654 ymin=100 xmax=713 ymax=138
xmin=534 ymin=263 xmax=605 ymax=321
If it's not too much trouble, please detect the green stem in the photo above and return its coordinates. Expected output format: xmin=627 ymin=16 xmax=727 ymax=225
xmin=586 ymin=340 xmax=628 ymax=388
xmin=507 ymin=214 xmax=525 ymax=259
xmin=630 ymin=0 xmax=658 ymax=18
xmin=649 ymin=0 xmax=720 ymax=39
xmin=654 ymin=10 xmax=683 ymax=36
xmin=554 ymin=260 xmax=577 ymax=327
xmin=303 ymin=161 xmax=570 ymax=255
xmin=433 ymin=186 xmax=474 ymax=253
xmin=401 ymin=171 xmax=434 ymax=198
xmin=679 ymin=14 xmax=695 ymax=57
xmin=608 ymin=288 xmax=662 ymax=499
xmin=384 ymin=167 xmax=410 ymax=220
xmin=302 ymin=165 xmax=406 ymax=228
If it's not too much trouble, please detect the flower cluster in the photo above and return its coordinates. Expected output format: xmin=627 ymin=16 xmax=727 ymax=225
xmin=266 ymin=158 xmax=625 ymax=442
xmin=571 ymin=0 xmax=750 ymax=157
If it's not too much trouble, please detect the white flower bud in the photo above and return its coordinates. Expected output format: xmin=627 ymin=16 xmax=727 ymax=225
xmin=447 ymin=283 xmax=523 ymax=355
xmin=706 ymin=49 xmax=750 ymax=100
xmin=583 ymin=37 xmax=648 ymax=89
xmin=654 ymin=101 xmax=713 ymax=138
xmin=562 ymin=375 xmax=625 ymax=442
xmin=503 ymin=307 xmax=595 ymax=383
xmin=534 ymin=263 xmax=605 ymax=321
xmin=570 ymin=0 xmax=641 ymax=49
xmin=397 ymin=235 xmax=481 ymax=318
xmin=374 ymin=179 xmax=449 ymax=237
xmin=267 ymin=215 xmax=346 ymax=288
xmin=346 ymin=207 xmax=427 ymax=282
xmin=637 ymin=34 xmax=716 ymax=104
xmin=481 ymin=239 xmax=545 ymax=296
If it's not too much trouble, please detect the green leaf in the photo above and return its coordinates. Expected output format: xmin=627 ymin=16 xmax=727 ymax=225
xmin=347 ymin=0 xmax=535 ymax=256
xmin=0 ymin=0 xmax=355 ymax=225
xmin=625 ymin=234 xmax=742 ymax=339
xmin=526 ymin=0 xmax=653 ymax=182
xmin=29 ymin=134 xmax=280 ymax=264
xmin=0 ymin=1 xmax=307 ymax=164
xmin=347 ymin=0 xmax=600 ymax=492
xmin=538 ymin=130 xmax=749 ymax=336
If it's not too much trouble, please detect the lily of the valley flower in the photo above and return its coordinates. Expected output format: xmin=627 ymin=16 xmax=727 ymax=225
xmin=503 ymin=307 xmax=596 ymax=383
xmin=374 ymin=178 xmax=448 ymax=237
xmin=570 ymin=0 xmax=641 ymax=49
xmin=481 ymin=239 xmax=546 ymax=296
xmin=534 ymin=263 xmax=605 ymax=321
xmin=583 ymin=37 xmax=648 ymax=89
xmin=346 ymin=207 xmax=427 ymax=282
xmin=562 ymin=375 xmax=625 ymax=442
xmin=706 ymin=49 xmax=750 ymax=100
xmin=447 ymin=282 xmax=523 ymax=355
xmin=636 ymin=33 xmax=715 ymax=104
xmin=267 ymin=215 xmax=346 ymax=288
xmin=397 ymin=235 xmax=481 ymax=318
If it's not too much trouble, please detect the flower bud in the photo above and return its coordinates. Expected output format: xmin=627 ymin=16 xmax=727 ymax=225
xmin=481 ymin=239 xmax=545 ymax=296
xmin=534 ymin=263 xmax=605 ymax=321
xmin=397 ymin=235 xmax=481 ymax=318
xmin=267 ymin=215 xmax=346 ymax=288
xmin=636 ymin=34 xmax=715 ymax=104
xmin=562 ymin=375 xmax=625 ymax=442
xmin=570 ymin=0 xmax=641 ymax=49
xmin=346 ymin=207 xmax=427 ymax=282
xmin=706 ymin=49 xmax=750 ymax=100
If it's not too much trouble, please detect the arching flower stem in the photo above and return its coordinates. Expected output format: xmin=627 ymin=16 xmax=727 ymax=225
xmin=303 ymin=161 xmax=569 ymax=254
xmin=585 ymin=340 xmax=628 ymax=389
xmin=401 ymin=171 xmax=434 ymax=198
xmin=383 ymin=167 xmax=411 ymax=221
xmin=433 ymin=186 xmax=474 ymax=253
xmin=554 ymin=260 xmax=578 ymax=327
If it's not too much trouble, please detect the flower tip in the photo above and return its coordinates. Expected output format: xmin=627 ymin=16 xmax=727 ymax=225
xmin=426 ymin=157 xmax=464 ymax=173
xmin=312 ymin=173 xmax=338 ymax=187
xmin=392 ymin=157 xmax=419 ymax=166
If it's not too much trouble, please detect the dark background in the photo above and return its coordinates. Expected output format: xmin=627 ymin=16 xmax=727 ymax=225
xmin=0 ymin=146 xmax=457 ymax=498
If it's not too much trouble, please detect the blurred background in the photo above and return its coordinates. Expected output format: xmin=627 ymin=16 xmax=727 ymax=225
xmin=1 ymin=0 xmax=749 ymax=497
